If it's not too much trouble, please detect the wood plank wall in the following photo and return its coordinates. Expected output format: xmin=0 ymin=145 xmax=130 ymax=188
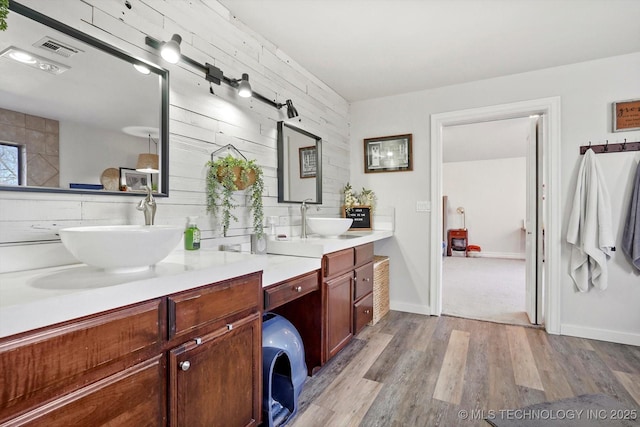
xmin=0 ymin=0 xmax=350 ymax=249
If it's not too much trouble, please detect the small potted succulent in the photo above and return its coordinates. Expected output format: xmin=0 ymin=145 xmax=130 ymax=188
xmin=206 ymin=155 xmax=264 ymax=237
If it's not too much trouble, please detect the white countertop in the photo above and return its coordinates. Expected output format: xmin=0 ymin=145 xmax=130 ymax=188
xmin=0 ymin=231 xmax=392 ymax=339
xmin=267 ymin=230 xmax=393 ymax=258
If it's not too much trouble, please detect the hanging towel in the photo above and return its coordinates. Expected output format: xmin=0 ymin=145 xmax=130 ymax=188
xmin=621 ymin=161 xmax=640 ymax=271
xmin=567 ymin=149 xmax=615 ymax=291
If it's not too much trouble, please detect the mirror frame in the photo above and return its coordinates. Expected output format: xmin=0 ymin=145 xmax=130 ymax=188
xmin=277 ymin=121 xmax=322 ymax=204
xmin=1 ymin=1 xmax=170 ymax=197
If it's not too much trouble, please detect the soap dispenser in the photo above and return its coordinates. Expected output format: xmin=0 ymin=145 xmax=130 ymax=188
xmin=184 ymin=216 xmax=201 ymax=250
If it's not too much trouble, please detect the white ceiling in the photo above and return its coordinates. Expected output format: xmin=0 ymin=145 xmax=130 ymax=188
xmin=218 ymin=0 xmax=640 ymax=102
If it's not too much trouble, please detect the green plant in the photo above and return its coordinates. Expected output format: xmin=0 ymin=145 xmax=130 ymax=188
xmin=342 ymin=183 xmax=376 ymax=213
xmin=0 ymin=0 xmax=8 ymax=31
xmin=206 ymin=155 xmax=264 ymax=237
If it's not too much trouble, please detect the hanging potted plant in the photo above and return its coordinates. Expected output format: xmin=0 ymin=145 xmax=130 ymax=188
xmin=206 ymin=154 xmax=264 ymax=237
xmin=0 ymin=0 xmax=9 ymax=31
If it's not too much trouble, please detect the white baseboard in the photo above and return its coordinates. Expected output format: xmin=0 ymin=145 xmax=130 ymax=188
xmin=561 ymin=323 xmax=640 ymax=346
xmin=389 ymin=301 xmax=431 ymax=316
xmin=475 ymin=251 xmax=525 ymax=260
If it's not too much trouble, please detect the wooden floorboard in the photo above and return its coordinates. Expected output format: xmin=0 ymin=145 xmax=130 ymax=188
xmin=290 ymin=312 xmax=640 ymax=427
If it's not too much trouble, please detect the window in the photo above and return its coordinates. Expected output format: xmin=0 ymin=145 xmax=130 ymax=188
xmin=0 ymin=143 xmax=22 ymax=185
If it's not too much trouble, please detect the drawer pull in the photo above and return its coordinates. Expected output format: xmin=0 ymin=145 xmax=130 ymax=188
xmin=194 ymin=337 xmax=202 ymax=345
xmin=227 ymin=324 xmax=233 ymax=331
xmin=363 ymin=277 xmax=371 ymax=282
xmin=180 ymin=361 xmax=191 ymax=371
xmin=295 ymin=286 xmax=303 ymax=292
xmin=364 ymin=309 xmax=371 ymax=314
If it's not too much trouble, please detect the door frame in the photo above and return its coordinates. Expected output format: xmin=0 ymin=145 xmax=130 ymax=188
xmin=429 ymin=97 xmax=561 ymax=334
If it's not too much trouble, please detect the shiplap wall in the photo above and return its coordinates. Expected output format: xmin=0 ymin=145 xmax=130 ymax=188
xmin=0 ymin=0 xmax=349 ymax=263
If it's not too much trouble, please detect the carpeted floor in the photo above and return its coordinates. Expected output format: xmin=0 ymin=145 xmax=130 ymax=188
xmin=442 ymin=256 xmax=531 ymax=326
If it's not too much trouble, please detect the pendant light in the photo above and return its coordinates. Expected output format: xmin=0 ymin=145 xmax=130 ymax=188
xmin=136 ymin=134 xmax=159 ymax=173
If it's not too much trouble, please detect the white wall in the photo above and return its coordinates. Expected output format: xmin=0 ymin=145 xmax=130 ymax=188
xmin=443 ymin=157 xmax=526 ymax=258
xmin=59 ymin=121 xmax=145 ymax=188
xmin=352 ymin=52 xmax=640 ymax=344
xmin=0 ymin=0 xmax=349 ymax=266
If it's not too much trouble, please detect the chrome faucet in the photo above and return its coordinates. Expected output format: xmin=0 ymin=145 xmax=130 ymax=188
xmin=300 ymin=198 xmax=313 ymax=239
xmin=136 ymin=186 xmax=156 ymax=225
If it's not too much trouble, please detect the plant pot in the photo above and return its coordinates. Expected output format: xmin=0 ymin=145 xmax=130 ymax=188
xmin=217 ymin=166 xmax=256 ymax=190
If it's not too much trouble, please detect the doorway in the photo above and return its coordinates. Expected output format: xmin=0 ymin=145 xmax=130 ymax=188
xmin=441 ymin=117 xmax=534 ymax=326
xmin=429 ymin=97 xmax=562 ymax=334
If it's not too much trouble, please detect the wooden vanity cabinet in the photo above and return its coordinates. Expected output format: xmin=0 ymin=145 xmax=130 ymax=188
xmin=168 ymin=313 xmax=261 ymax=427
xmin=325 ymin=271 xmax=353 ymax=359
xmin=321 ymin=242 xmax=376 ymax=360
xmin=0 ymin=272 xmax=263 ymax=427
xmin=322 ymin=247 xmax=354 ymax=360
xmin=167 ymin=273 xmax=262 ymax=427
xmin=0 ymin=299 xmax=166 ymax=425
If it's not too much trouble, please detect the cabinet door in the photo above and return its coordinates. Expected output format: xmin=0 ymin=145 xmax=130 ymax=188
xmin=325 ymin=272 xmax=353 ymax=359
xmin=168 ymin=313 xmax=261 ymax=427
xmin=6 ymin=356 xmax=165 ymax=427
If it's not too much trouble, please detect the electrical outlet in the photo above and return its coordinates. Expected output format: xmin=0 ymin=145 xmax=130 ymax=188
xmin=279 ymin=216 xmax=290 ymax=226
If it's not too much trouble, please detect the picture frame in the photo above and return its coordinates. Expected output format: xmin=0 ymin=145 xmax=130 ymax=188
xmin=364 ymin=134 xmax=412 ymax=173
xmin=119 ymin=167 xmax=151 ymax=192
xmin=613 ymin=98 xmax=640 ymax=132
xmin=299 ymin=145 xmax=317 ymax=178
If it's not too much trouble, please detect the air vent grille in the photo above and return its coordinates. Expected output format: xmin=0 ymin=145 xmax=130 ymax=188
xmin=33 ymin=37 xmax=83 ymax=58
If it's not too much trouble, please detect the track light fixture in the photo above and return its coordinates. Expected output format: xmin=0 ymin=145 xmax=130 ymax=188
xmin=285 ymin=99 xmax=299 ymax=118
xmin=235 ymin=73 xmax=252 ymax=98
xmin=145 ymin=34 xmax=299 ymax=117
xmin=160 ymin=34 xmax=182 ymax=64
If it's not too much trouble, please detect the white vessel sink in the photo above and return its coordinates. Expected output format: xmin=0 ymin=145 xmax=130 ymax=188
xmin=59 ymin=225 xmax=183 ymax=273
xmin=307 ymin=217 xmax=353 ymax=237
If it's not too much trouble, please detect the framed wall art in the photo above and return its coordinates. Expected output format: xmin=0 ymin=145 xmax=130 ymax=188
xmin=299 ymin=145 xmax=317 ymax=178
xmin=613 ymin=98 xmax=640 ymax=132
xmin=363 ymin=134 xmax=412 ymax=173
xmin=119 ymin=167 xmax=151 ymax=192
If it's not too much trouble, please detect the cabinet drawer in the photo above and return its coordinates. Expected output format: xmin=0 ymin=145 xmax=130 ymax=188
xmin=354 ymin=293 xmax=374 ymax=335
xmin=264 ymin=271 xmax=319 ymax=310
xmin=354 ymin=262 xmax=374 ymax=301
xmin=6 ymin=356 xmax=165 ymax=427
xmin=0 ymin=299 xmax=163 ymax=421
xmin=354 ymin=243 xmax=374 ymax=267
xmin=323 ymin=248 xmax=354 ymax=278
xmin=168 ymin=273 xmax=260 ymax=339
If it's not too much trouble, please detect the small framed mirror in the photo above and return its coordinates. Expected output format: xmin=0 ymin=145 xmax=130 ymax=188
xmin=277 ymin=121 xmax=322 ymax=204
xmin=0 ymin=2 xmax=169 ymax=196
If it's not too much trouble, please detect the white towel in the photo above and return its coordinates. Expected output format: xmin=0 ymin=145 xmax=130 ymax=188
xmin=621 ymin=161 xmax=640 ymax=271
xmin=567 ymin=149 xmax=615 ymax=291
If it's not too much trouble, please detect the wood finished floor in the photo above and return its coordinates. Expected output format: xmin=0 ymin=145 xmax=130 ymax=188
xmin=290 ymin=311 xmax=640 ymax=427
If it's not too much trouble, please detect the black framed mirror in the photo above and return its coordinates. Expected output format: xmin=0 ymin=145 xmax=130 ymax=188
xmin=0 ymin=1 xmax=169 ymax=196
xmin=277 ymin=121 xmax=322 ymax=204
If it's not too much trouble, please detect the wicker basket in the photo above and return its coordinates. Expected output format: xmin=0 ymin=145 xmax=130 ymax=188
xmin=369 ymin=255 xmax=390 ymax=326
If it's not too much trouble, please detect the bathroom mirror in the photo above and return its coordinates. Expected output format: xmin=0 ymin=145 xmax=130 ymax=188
xmin=277 ymin=121 xmax=322 ymax=204
xmin=0 ymin=2 xmax=169 ymax=196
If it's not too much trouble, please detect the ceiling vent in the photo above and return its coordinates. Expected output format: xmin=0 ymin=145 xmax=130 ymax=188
xmin=33 ymin=37 xmax=83 ymax=58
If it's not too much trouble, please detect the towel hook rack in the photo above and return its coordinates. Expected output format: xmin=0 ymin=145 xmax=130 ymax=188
xmin=579 ymin=139 xmax=640 ymax=155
